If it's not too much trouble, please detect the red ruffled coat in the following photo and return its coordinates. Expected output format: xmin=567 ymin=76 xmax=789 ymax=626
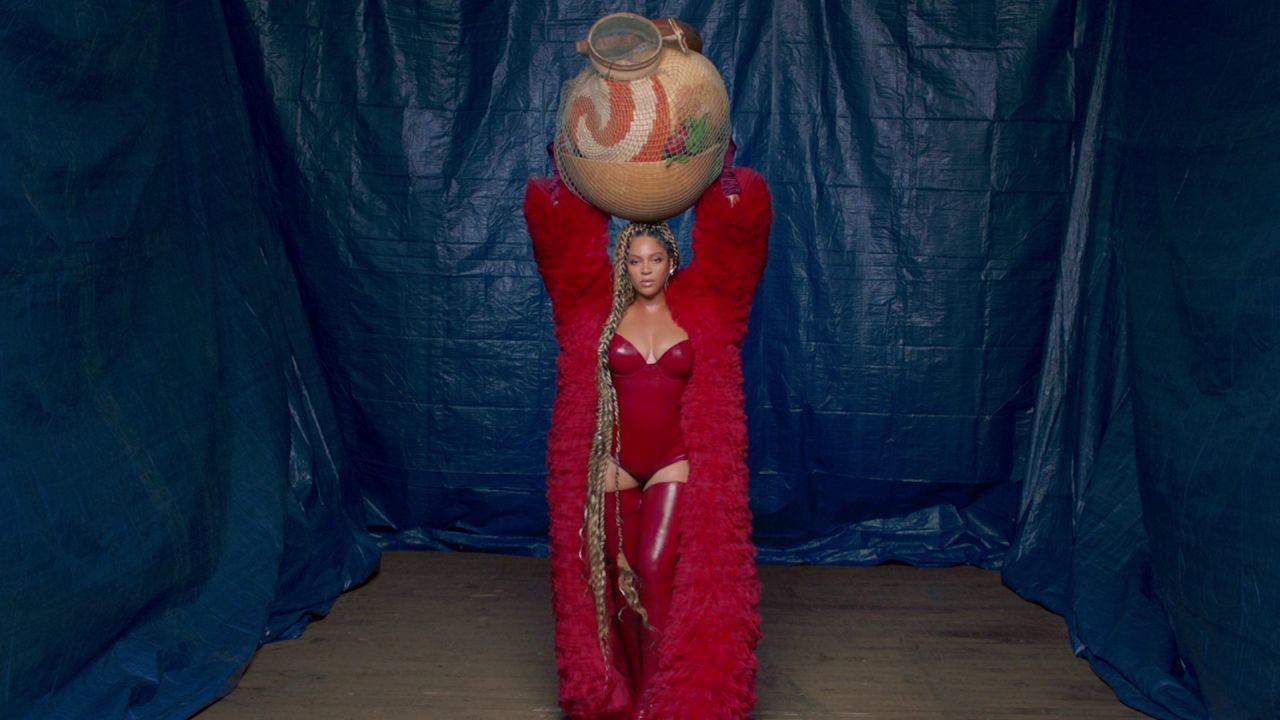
xmin=524 ymin=168 xmax=772 ymax=719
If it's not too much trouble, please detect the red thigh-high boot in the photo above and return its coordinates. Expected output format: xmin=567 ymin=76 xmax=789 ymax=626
xmin=604 ymin=487 xmax=644 ymax=692
xmin=634 ymin=480 xmax=683 ymax=702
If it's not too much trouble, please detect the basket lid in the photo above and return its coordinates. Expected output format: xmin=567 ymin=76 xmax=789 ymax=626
xmin=579 ymin=13 xmax=662 ymax=81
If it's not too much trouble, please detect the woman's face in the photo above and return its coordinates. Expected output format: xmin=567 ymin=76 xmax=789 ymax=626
xmin=626 ymin=233 xmax=673 ymax=300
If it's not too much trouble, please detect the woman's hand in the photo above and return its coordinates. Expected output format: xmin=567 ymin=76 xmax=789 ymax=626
xmin=719 ymin=139 xmax=741 ymax=208
xmin=545 ymin=141 xmax=563 ymax=206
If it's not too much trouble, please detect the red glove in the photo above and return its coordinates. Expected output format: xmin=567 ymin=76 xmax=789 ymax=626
xmin=545 ymin=141 xmax=564 ymax=204
xmin=719 ymin=138 xmax=742 ymax=198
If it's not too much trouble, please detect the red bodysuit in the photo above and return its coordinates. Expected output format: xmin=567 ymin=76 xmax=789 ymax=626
xmin=608 ymin=333 xmax=694 ymax=482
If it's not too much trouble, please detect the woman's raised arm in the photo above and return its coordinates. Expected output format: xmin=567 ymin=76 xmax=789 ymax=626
xmin=683 ymin=164 xmax=772 ymax=323
xmin=523 ymin=161 xmax=612 ymax=318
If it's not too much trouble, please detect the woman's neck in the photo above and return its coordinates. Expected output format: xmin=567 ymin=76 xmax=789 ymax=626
xmin=630 ymin=291 xmax=669 ymax=313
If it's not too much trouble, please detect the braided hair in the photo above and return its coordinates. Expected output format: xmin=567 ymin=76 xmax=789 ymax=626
xmin=582 ymin=221 xmax=681 ymax=664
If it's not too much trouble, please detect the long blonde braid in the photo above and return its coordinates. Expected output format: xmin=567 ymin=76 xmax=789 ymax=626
xmin=583 ymin=221 xmax=681 ymax=665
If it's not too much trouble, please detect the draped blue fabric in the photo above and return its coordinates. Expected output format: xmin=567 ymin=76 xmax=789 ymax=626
xmin=1 ymin=3 xmax=378 ymax=718
xmin=2 ymin=0 xmax=1276 ymax=717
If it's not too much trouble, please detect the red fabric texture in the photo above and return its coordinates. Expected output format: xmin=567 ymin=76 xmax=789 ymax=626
xmin=525 ymin=168 xmax=772 ymax=719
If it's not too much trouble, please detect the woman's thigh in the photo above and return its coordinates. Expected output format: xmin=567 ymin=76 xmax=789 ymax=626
xmin=643 ymin=459 xmax=689 ymax=489
xmin=604 ymin=458 xmax=642 ymax=491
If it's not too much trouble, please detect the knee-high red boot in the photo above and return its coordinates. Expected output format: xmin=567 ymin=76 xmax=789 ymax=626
xmin=634 ymin=480 xmax=682 ymax=702
xmin=604 ymin=487 xmax=644 ymax=691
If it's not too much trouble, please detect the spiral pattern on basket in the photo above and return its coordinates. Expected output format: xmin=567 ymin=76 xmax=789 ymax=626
xmin=567 ymin=76 xmax=672 ymax=163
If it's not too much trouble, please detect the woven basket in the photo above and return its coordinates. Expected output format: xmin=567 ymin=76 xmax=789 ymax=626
xmin=555 ymin=27 xmax=730 ymax=222
xmin=559 ymin=145 xmax=725 ymax=222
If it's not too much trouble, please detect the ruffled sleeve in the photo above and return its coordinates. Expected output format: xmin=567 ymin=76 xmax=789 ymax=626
xmin=523 ymin=177 xmax=612 ymax=323
xmin=682 ymin=166 xmax=772 ymax=325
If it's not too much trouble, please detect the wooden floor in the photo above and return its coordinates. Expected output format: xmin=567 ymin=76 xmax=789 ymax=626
xmin=196 ymin=551 xmax=1147 ymax=719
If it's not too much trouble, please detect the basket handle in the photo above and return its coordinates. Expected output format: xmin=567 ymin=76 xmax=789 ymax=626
xmin=657 ymin=18 xmax=702 ymax=54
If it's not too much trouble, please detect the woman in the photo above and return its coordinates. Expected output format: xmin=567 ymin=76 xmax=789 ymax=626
xmin=525 ymin=147 xmax=771 ymax=719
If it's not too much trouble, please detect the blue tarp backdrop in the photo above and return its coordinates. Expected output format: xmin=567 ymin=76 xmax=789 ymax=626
xmin=2 ymin=0 xmax=1276 ymax=718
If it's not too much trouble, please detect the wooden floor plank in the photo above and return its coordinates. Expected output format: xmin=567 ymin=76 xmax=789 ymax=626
xmin=196 ymin=551 xmax=1146 ymax=719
